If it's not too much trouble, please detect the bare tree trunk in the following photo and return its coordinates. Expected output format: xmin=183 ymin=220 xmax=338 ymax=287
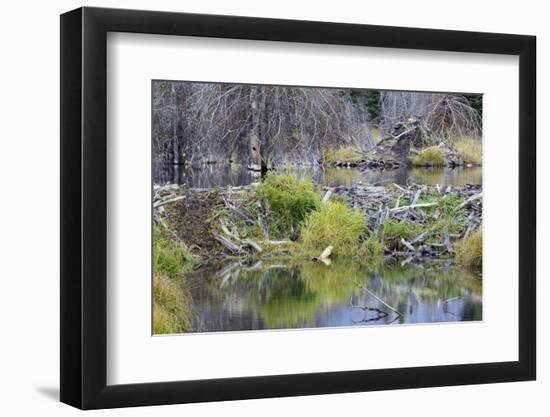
xmin=259 ymin=88 xmax=270 ymax=170
xmin=171 ymin=84 xmax=180 ymax=165
xmin=247 ymin=87 xmax=262 ymax=171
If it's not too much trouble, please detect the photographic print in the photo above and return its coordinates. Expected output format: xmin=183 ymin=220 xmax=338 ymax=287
xmin=152 ymin=81 xmax=482 ymax=334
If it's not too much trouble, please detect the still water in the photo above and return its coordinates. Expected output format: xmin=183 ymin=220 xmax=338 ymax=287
xmin=155 ymin=163 xmax=482 ymax=188
xmin=186 ymin=260 xmax=482 ymax=333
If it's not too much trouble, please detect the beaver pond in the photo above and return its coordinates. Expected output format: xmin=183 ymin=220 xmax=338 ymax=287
xmin=154 ymin=163 xmax=483 ymax=333
xmin=151 ymin=82 xmax=484 ymax=335
xmin=186 ymin=259 xmax=482 ymax=332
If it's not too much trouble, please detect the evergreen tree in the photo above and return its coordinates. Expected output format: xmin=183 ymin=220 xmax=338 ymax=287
xmin=365 ymin=91 xmax=381 ymax=124
xmin=464 ymin=94 xmax=482 ymax=119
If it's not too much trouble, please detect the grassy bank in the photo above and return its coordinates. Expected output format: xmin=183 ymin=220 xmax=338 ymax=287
xmin=153 ymin=222 xmax=196 ymax=334
xmin=452 ymin=137 xmax=482 ymax=165
xmin=456 ymin=228 xmax=482 ymax=272
xmin=409 ymin=146 xmax=446 ymax=167
xmin=323 ymin=146 xmax=363 ymax=165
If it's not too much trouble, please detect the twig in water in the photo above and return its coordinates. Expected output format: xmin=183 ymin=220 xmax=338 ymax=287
xmin=362 ymin=287 xmax=403 ymax=317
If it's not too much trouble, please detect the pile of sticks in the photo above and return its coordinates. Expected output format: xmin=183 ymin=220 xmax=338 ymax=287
xmin=327 ymin=182 xmax=482 ymax=262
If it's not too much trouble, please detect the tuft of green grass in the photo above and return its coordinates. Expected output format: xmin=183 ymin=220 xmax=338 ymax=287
xmin=323 ymin=146 xmax=363 ymax=165
xmin=153 ymin=222 xmax=196 ymax=334
xmin=380 ymin=220 xmax=421 ymax=250
xmin=452 ymin=137 xmax=482 ymax=165
xmin=358 ymin=235 xmax=384 ymax=261
xmin=416 ymin=192 xmax=464 ymax=218
xmin=456 ymin=228 xmax=482 ymax=272
xmin=153 ymin=222 xmax=196 ymax=278
xmin=300 ymin=201 xmax=366 ymax=257
xmin=153 ymin=273 xmax=193 ymax=334
xmin=257 ymin=173 xmax=320 ymax=239
xmin=409 ymin=146 xmax=446 ymax=167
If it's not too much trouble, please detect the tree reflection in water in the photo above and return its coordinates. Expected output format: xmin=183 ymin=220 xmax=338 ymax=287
xmin=186 ymin=259 xmax=482 ymax=333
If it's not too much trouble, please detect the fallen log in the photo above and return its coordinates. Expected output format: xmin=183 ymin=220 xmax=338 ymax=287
xmin=319 ymin=246 xmax=333 ymax=261
xmin=400 ymin=238 xmax=416 ymax=252
xmin=411 ymin=189 xmax=422 ymax=206
xmin=242 ymin=239 xmax=263 ymax=253
xmin=153 ymin=195 xmax=186 ymax=208
xmin=322 ymin=189 xmax=333 ymax=203
xmin=458 ymin=192 xmax=483 ymax=209
xmin=219 ymin=219 xmax=263 ymax=253
xmin=313 ymin=245 xmax=333 ymax=265
xmin=212 ymin=232 xmax=242 ymax=254
xmin=261 ymin=240 xmax=292 ymax=245
xmin=389 ymin=201 xmax=439 ymax=213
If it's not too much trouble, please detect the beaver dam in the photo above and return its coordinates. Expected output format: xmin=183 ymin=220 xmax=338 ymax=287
xmin=153 ymin=168 xmax=482 ymax=333
xmin=151 ymin=81 xmax=483 ymax=334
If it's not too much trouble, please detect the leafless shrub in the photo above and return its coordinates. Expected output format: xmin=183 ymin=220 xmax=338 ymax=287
xmin=380 ymin=92 xmax=481 ymax=143
xmin=153 ymin=82 xmax=481 ymax=167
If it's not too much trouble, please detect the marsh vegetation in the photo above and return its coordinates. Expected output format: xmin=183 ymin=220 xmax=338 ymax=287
xmin=152 ymin=82 xmax=483 ymax=334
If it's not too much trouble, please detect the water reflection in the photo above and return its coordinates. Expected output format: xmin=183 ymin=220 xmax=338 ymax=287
xmin=186 ymin=260 xmax=482 ymax=333
xmin=154 ymin=163 xmax=481 ymax=188
xmin=322 ymin=166 xmax=482 ymax=187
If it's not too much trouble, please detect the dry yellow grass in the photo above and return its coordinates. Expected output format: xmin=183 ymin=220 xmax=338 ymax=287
xmin=367 ymin=127 xmax=383 ymax=142
xmin=409 ymin=146 xmax=446 ymax=167
xmin=153 ymin=273 xmax=193 ymax=334
xmin=323 ymin=146 xmax=363 ymax=164
xmin=452 ymin=137 xmax=482 ymax=165
xmin=456 ymin=228 xmax=482 ymax=272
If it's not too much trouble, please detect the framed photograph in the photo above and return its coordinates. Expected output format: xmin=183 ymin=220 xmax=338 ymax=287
xmin=60 ymin=6 xmax=536 ymax=409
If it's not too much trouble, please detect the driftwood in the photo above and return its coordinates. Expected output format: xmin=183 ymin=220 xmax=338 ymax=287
xmin=242 ymin=239 xmax=263 ymax=253
xmin=212 ymin=232 xmax=242 ymax=254
xmin=394 ymin=193 xmax=403 ymax=209
xmin=153 ymin=195 xmax=186 ymax=208
xmin=215 ymin=219 xmax=264 ymax=255
xmin=321 ymin=189 xmax=333 ymax=203
xmin=459 ymin=191 xmax=483 ymax=209
xmin=319 ymin=246 xmax=333 ymax=261
xmin=411 ymin=230 xmax=431 ymax=244
xmin=400 ymin=238 xmax=416 ymax=252
xmin=313 ymin=246 xmax=333 ymax=265
xmin=261 ymin=240 xmax=292 ymax=245
xmin=411 ymin=189 xmax=422 ymax=206
xmin=391 ymin=183 xmax=406 ymax=192
xmin=389 ymin=201 xmax=439 ymax=213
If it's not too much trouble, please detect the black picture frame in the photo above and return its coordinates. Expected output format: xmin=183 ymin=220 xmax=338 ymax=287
xmin=60 ymin=6 xmax=536 ymax=410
